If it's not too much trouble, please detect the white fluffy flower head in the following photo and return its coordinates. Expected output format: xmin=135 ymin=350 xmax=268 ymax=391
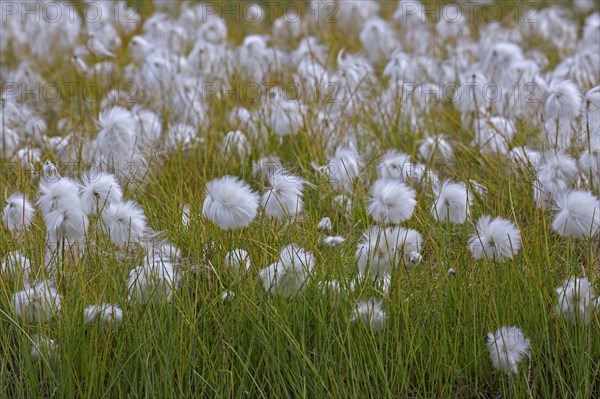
xmin=259 ymin=245 xmax=314 ymax=297
xmin=203 ymin=176 xmax=259 ymax=230
xmin=368 ymin=179 xmax=416 ymax=224
xmin=80 ymin=170 xmax=123 ymax=214
xmin=468 ymin=216 xmax=521 ymax=261
xmin=102 ymin=201 xmax=148 ymax=247
xmin=431 ymin=181 xmax=471 ymax=224
xmin=261 ymin=172 xmax=306 ymax=220
xmin=555 ymin=277 xmax=597 ymax=324
xmin=352 ymin=299 xmax=386 ymax=332
xmin=3 ymin=193 xmax=35 ymax=232
xmin=84 ymin=303 xmax=124 ymax=330
xmin=487 ymin=326 xmax=531 ymax=375
xmin=551 ymin=190 xmax=600 ymax=239
xmin=127 ymin=260 xmax=177 ymax=305
xmin=545 ymin=79 xmax=582 ymax=120
xmin=1 ymin=251 xmax=32 ymax=284
xmin=356 ymin=226 xmax=423 ymax=280
xmin=11 ymin=280 xmax=61 ymax=323
xmin=224 ymin=249 xmax=251 ymax=271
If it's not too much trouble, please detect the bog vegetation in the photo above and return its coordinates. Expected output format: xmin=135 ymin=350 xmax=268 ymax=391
xmin=1 ymin=0 xmax=599 ymax=398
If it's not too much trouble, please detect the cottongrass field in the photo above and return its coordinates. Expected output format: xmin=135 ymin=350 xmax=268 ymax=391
xmin=1 ymin=0 xmax=600 ymax=397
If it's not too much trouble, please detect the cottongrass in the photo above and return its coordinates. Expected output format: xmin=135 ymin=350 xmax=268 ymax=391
xmin=555 ymin=277 xmax=597 ymax=324
xmin=468 ymin=216 xmax=521 ymax=261
xmin=352 ymin=299 xmax=386 ymax=332
xmin=2 ymin=193 xmax=35 ymax=233
xmin=1 ymin=1 xmax=599 ymax=397
xmin=551 ymin=190 xmax=600 ymax=239
xmin=11 ymin=280 xmax=61 ymax=323
xmin=202 ymin=176 xmax=259 ymax=230
xmin=259 ymin=245 xmax=314 ymax=297
xmin=487 ymin=326 xmax=531 ymax=375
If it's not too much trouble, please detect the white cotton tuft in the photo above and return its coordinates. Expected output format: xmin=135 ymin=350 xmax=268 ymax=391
xmin=252 ymin=156 xmax=283 ymax=183
xmin=203 ymin=176 xmax=259 ymax=230
xmin=317 ymin=217 xmax=332 ymax=232
xmin=322 ymin=235 xmax=345 ymax=247
xmin=534 ymin=150 xmax=578 ymax=208
xmin=487 ymin=326 xmax=531 ymax=375
xmin=37 ymin=178 xmax=81 ymax=217
xmin=472 ymin=117 xmax=515 ymax=155
xmin=388 ymin=227 xmax=423 ymax=266
xmin=0 ymin=127 xmax=19 ymax=156
xmin=84 ymin=303 xmax=123 ymax=329
xmin=368 ymin=179 xmax=416 ymax=224
xmin=80 ymin=170 xmax=123 ymax=214
xmin=224 ymin=249 xmax=251 ymax=271
xmin=93 ymin=106 xmax=142 ymax=171
xmin=261 ymin=172 xmax=306 ymax=220
xmin=545 ymin=79 xmax=582 ymax=121
xmin=259 ymin=244 xmax=314 ymax=297
xmin=359 ymin=17 xmax=398 ymax=63
xmin=431 ymin=181 xmax=471 ymax=224
xmin=418 ymin=135 xmax=453 ymax=162
xmin=328 ymin=146 xmax=362 ymax=193
xmin=11 ymin=280 xmax=61 ymax=323
xmin=3 ymin=193 xmax=35 ymax=232
xmin=356 ymin=226 xmax=423 ymax=280
xmin=508 ymin=147 xmax=541 ymax=169
xmin=377 ymin=150 xmax=411 ymax=181
xmin=574 ymin=0 xmax=596 ymax=12
xmin=102 ymin=201 xmax=148 ymax=247
xmin=142 ymin=239 xmax=180 ymax=265
xmin=127 ymin=260 xmax=177 ymax=305
xmin=166 ymin=123 xmax=198 ymax=149
xmin=220 ymin=130 xmax=250 ymax=158
xmin=468 ymin=216 xmax=521 ymax=261
xmin=551 ymin=190 xmax=600 ymax=239
xmin=132 ymin=105 xmax=162 ymax=148
xmin=555 ymin=277 xmax=597 ymax=324
xmin=44 ymin=207 xmax=88 ymax=246
xmin=1 ymin=251 xmax=32 ymax=284
xmin=182 ymin=204 xmax=191 ymax=228
xmin=578 ymin=136 xmax=600 ymax=188
xmin=30 ymin=334 xmax=57 ymax=361
xmin=265 ymin=88 xmax=305 ymax=136
xmin=351 ymin=299 xmax=386 ymax=332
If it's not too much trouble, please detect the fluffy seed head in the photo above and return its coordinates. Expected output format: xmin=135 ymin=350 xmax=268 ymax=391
xmin=259 ymin=245 xmax=314 ymax=297
xmin=80 ymin=170 xmax=123 ymax=214
xmin=368 ymin=178 xmax=416 ymax=224
xmin=11 ymin=280 xmax=61 ymax=323
xmin=127 ymin=260 xmax=177 ymax=305
xmin=468 ymin=216 xmax=521 ymax=261
xmin=102 ymin=201 xmax=148 ymax=247
xmin=224 ymin=249 xmax=251 ymax=271
xmin=84 ymin=303 xmax=124 ymax=330
xmin=431 ymin=181 xmax=471 ymax=224
xmin=3 ymin=193 xmax=35 ymax=233
xmin=261 ymin=172 xmax=305 ymax=220
xmin=551 ymin=190 xmax=600 ymax=238
xmin=487 ymin=326 xmax=531 ymax=375
xmin=555 ymin=277 xmax=596 ymax=324
xmin=418 ymin=135 xmax=453 ymax=162
xmin=37 ymin=178 xmax=81 ymax=217
xmin=352 ymin=299 xmax=386 ymax=332
xmin=202 ymin=176 xmax=259 ymax=230
xmin=545 ymin=79 xmax=582 ymax=120
xmin=1 ymin=251 xmax=32 ymax=284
